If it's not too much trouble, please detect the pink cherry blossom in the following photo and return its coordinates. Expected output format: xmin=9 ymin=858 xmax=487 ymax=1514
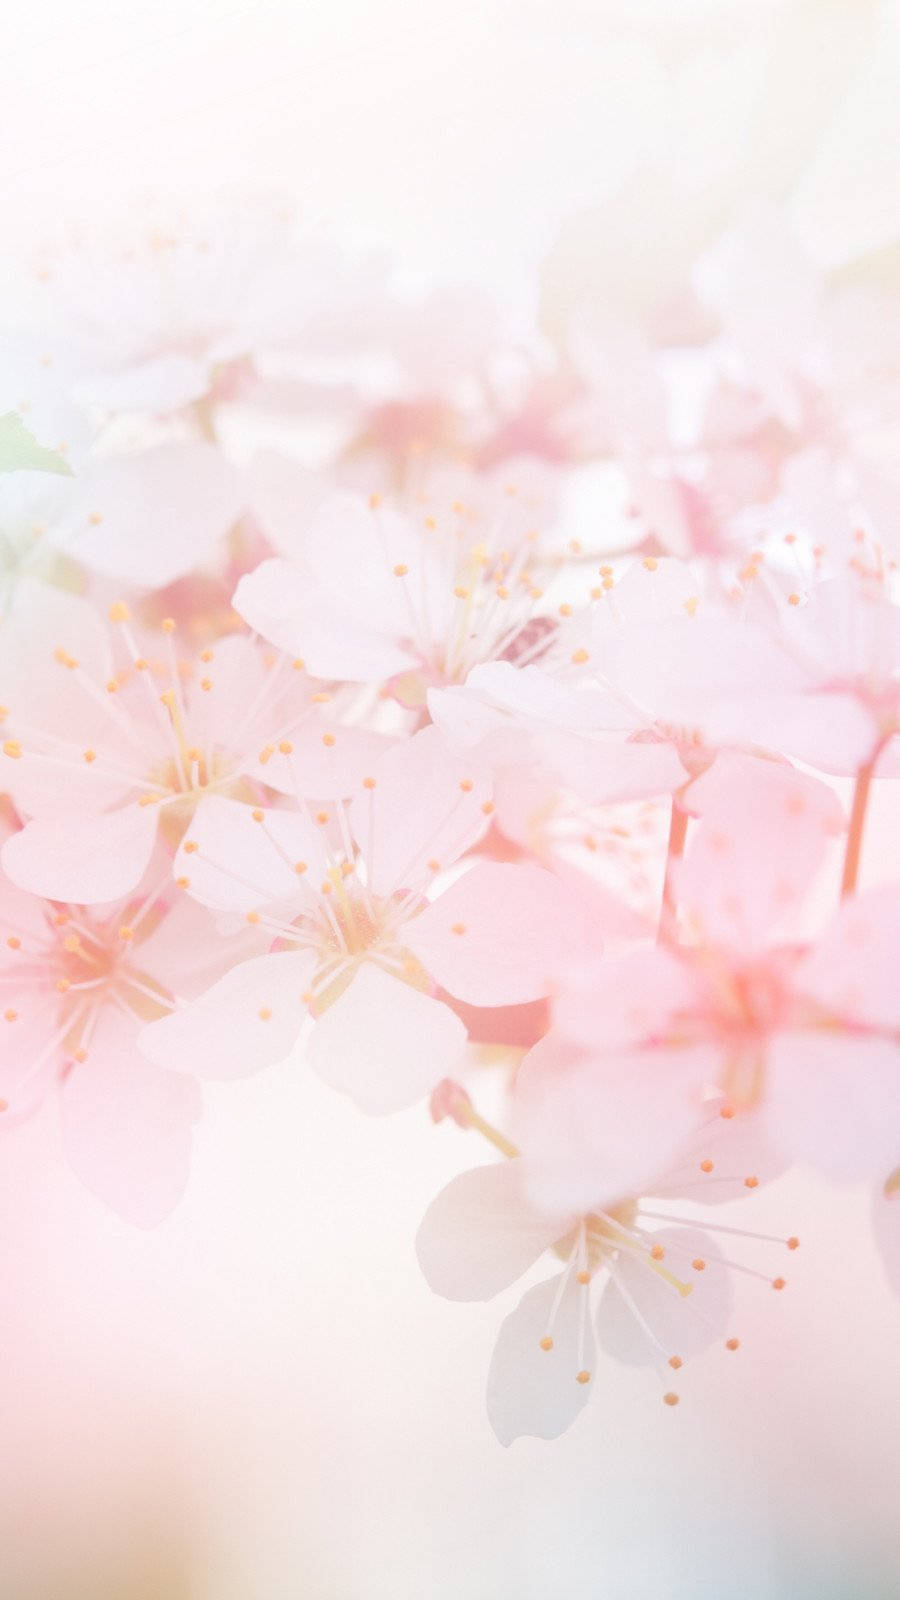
xmin=0 ymin=840 xmax=261 ymax=1224
xmin=139 ymin=728 xmax=606 ymax=1113
xmin=0 ymin=583 xmax=385 ymax=901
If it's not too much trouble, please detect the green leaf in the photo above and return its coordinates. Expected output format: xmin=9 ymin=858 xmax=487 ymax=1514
xmin=0 ymin=411 xmax=73 ymax=476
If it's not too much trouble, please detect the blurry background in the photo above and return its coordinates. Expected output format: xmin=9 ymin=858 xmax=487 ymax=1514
xmin=2 ymin=3 xmax=900 ymax=1596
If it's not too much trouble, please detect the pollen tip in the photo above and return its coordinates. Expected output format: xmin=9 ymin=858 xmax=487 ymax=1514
xmin=663 ymin=1392 xmax=679 ymax=1407
xmin=3 ymin=739 xmax=22 ymax=759
xmin=787 ymin=1237 xmax=800 ymax=1251
xmin=251 ymin=809 xmax=265 ymax=823
xmin=362 ymin=776 xmax=377 ymax=790
xmin=539 ymin=1336 xmax=553 ymax=1352
xmin=279 ymin=740 xmax=294 ymax=755
xmin=258 ymin=1007 xmax=272 ymax=1022
xmin=726 ymin=1338 xmax=740 ymax=1352
xmin=450 ymin=923 xmax=466 ymax=936
xmin=772 ymin=1277 xmax=787 ymax=1291
xmin=700 ymin=1159 xmax=714 ymax=1173
xmin=576 ymin=1270 xmax=591 ymax=1285
xmin=668 ymin=1355 xmax=682 ymax=1370
xmin=108 ymin=601 xmax=131 ymax=623
xmin=575 ymin=1370 xmax=591 ymax=1385
xmin=393 ymin=563 xmax=408 ymax=577
xmin=183 ymin=840 xmax=199 ymax=854
xmin=571 ymin=648 xmax=589 ymax=664
xmin=118 ymin=925 xmax=134 ymax=941
xmin=744 ymin=1175 xmax=759 ymax=1189
xmin=322 ymin=733 xmax=336 ymax=747
xmin=691 ymin=1258 xmax=706 ymax=1272
xmin=3 ymin=1008 xmax=18 ymax=1022
xmin=161 ymin=617 xmax=176 ymax=634
xmin=650 ymin=1244 xmax=665 ymax=1261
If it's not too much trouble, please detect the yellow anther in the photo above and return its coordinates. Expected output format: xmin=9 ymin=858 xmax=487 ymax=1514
xmin=3 ymin=740 xmax=22 ymax=759
xmin=650 ymin=1244 xmax=665 ymax=1261
xmin=160 ymin=689 xmax=176 ymax=709
xmin=72 ymin=1048 xmax=88 ymax=1063
xmin=700 ymin=1159 xmax=714 ymax=1173
xmin=481 ymin=801 xmax=494 ymax=816
xmin=200 ymin=678 xmax=213 ymax=692
xmin=744 ymin=1175 xmax=759 ymax=1189
xmin=312 ymin=692 xmax=331 ymax=704
xmin=54 ymin=647 xmax=78 ymax=669
xmin=175 ymin=876 xmax=190 ymax=889
xmin=788 ymin=593 xmax=801 ymax=606
xmin=294 ymin=861 xmax=308 ymax=875
xmin=106 ymin=679 xmax=120 ymax=694
xmin=539 ymin=1336 xmax=553 ymax=1352
xmin=787 ymin=1237 xmax=800 ymax=1251
xmin=63 ymin=934 xmax=80 ymax=953
xmin=246 ymin=912 xmax=261 ymax=925
xmin=183 ymin=840 xmax=199 ymax=854
xmin=258 ymin=745 xmax=274 ymax=764
xmin=362 ymin=776 xmax=377 ymax=790
xmin=726 ymin=1338 xmax=740 ymax=1352
xmin=598 ymin=564 xmax=613 ymax=577
xmin=368 ymin=492 xmax=381 ymax=509
xmin=135 ymin=657 xmax=150 ymax=672
xmin=772 ymin=1277 xmax=786 ymax=1291
xmin=161 ymin=617 xmax=176 ymax=634
xmin=642 ymin=556 xmax=658 ymax=571
xmin=6 ymin=936 xmax=21 ymax=950
xmin=453 ymin=586 xmax=470 ymax=600
xmin=668 ymin=1355 xmax=683 ymax=1370
xmin=292 ymin=658 xmax=305 ymax=671
xmin=427 ymin=858 xmax=440 ymax=873
xmin=56 ymin=978 xmax=71 ymax=993
xmin=322 ymin=733 xmax=336 ymax=747
xmin=3 ymin=1009 xmax=17 ymax=1022
xmin=495 ymin=585 xmax=509 ymax=600
xmin=83 ymin=748 xmax=97 ymax=763
xmin=663 ymin=1392 xmax=679 ymax=1407
xmin=316 ymin=810 xmax=329 ymax=825
xmin=200 ymin=649 xmax=214 ymax=663
xmin=279 ymin=740 xmax=293 ymax=755
xmin=393 ymin=564 xmax=409 ymax=578
xmin=684 ymin=596 xmax=699 ymax=617
xmin=258 ymin=1007 xmax=272 ymax=1021
xmin=251 ymin=809 xmax=265 ymax=823
xmin=108 ymin=601 xmax=131 ymax=623
xmin=118 ymin=926 xmax=134 ymax=942
xmin=451 ymin=923 xmax=466 ymax=936
xmin=138 ymin=793 xmax=159 ymax=806
xmin=575 ymin=1370 xmax=591 ymax=1385
xmin=576 ymin=1269 xmax=591 ymax=1285
xmin=571 ymin=649 xmax=589 ymax=665
xmin=459 ymin=779 xmax=474 ymax=793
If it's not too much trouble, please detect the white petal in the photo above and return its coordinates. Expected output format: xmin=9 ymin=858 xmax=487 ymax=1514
xmin=307 ymin=961 xmax=466 ymax=1113
xmin=766 ymin=1030 xmax=900 ymax=1181
xmin=487 ymin=1274 xmax=596 ymax=1445
xmin=139 ymin=950 xmax=314 ymax=1080
xmin=416 ymin=1161 xmax=569 ymax=1300
xmin=596 ymin=1227 xmax=732 ymax=1366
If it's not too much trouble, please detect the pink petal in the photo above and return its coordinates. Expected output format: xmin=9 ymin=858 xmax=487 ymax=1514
xmin=766 ymin=1030 xmax=900 ymax=1181
xmin=555 ymin=946 xmax=699 ymax=1053
xmin=307 ymin=961 xmax=466 ymax=1113
xmin=61 ymin=442 xmax=243 ymax=587
xmin=408 ymin=861 xmax=604 ymax=1007
xmin=139 ymin=950 xmax=314 ymax=1080
xmin=796 ymin=885 xmax=900 ymax=1030
xmin=61 ymin=1008 xmax=202 ymax=1227
xmin=349 ymin=725 xmax=491 ymax=897
xmin=174 ymin=795 xmax=326 ymax=913
xmin=1 ymin=803 xmax=158 ymax=902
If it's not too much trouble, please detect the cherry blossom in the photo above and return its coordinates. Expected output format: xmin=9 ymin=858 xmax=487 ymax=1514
xmin=0 ymin=837 xmax=261 ymax=1224
xmin=139 ymin=728 xmax=605 ymax=1113
xmin=419 ymin=1074 xmax=794 ymax=1443
xmin=0 ymin=583 xmax=384 ymax=901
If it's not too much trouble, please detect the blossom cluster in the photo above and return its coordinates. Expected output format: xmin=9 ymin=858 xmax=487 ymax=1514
xmin=2 ymin=192 xmax=899 ymax=1444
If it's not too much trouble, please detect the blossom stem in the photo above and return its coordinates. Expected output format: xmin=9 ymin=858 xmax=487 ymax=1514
xmin=841 ymin=742 xmax=885 ymax=899
xmin=466 ymin=1108 xmax=520 ymax=1161
xmin=659 ymin=797 xmax=688 ymax=943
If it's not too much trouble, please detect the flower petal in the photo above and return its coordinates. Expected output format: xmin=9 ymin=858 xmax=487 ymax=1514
xmin=62 ymin=1008 xmax=202 ymax=1227
xmin=486 ymin=1274 xmax=595 ymax=1445
xmin=596 ymin=1227 xmax=732 ymax=1366
xmin=766 ymin=1030 xmax=900 ymax=1181
xmin=1 ymin=803 xmax=158 ymax=903
xmin=416 ymin=1161 xmax=570 ymax=1301
xmin=307 ymin=961 xmax=466 ymax=1113
xmin=139 ymin=950 xmax=314 ymax=1080
xmin=408 ymin=861 xmax=604 ymax=1006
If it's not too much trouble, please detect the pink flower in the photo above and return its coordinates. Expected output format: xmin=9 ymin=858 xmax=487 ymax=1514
xmin=417 ymin=1077 xmax=793 ymax=1443
xmin=234 ymin=481 xmax=584 ymax=697
xmin=540 ymin=760 xmax=900 ymax=1193
xmin=0 ymin=842 xmax=257 ymax=1224
xmin=139 ymin=728 xmax=605 ymax=1113
xmin=0 ymin=584 xmax=385 ymax=902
